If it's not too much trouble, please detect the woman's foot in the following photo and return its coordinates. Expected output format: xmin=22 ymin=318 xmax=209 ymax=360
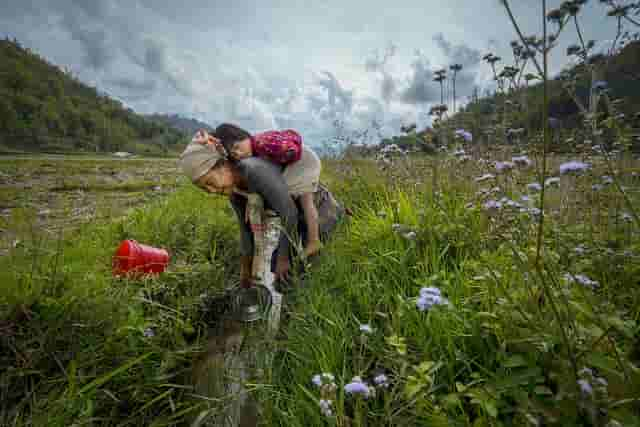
xmin=303 ymin=240 xmax=323 ymax=258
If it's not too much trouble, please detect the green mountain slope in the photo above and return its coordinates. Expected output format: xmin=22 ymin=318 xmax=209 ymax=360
xmin=455 ymin=41 xmax=640 ymax=140
xmin=146 ymin=113 xmax=214 ymax=136
xmin=0 ymin=37 xmax=187 ymax=155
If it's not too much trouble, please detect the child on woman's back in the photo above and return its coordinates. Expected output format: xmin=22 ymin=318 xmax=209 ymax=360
xmin=211 ymin=123 xmax=322 ymax=258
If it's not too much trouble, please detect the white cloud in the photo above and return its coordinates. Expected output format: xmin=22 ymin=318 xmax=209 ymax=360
xmin=0 ymin=0 xmax=622 ymax=146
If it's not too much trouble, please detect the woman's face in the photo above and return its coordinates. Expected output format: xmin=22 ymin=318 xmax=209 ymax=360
xmin=196 ymin=162 xmax=236 ymax=195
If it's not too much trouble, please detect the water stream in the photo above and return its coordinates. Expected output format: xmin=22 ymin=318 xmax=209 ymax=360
xmin=190 ymin=203 xmax=282 ymax=427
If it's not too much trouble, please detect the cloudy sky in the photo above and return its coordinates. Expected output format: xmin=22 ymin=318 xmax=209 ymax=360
xmin=0 ymin=0 xmax=623 ymax=147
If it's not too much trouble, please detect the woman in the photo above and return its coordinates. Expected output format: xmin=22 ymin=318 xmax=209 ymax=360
xmin=179 ymin=130 xmax=342 ymax=285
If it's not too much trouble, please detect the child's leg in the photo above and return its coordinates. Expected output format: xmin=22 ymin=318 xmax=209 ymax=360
xmin=300 ymin=192 xmax=321 ymax=257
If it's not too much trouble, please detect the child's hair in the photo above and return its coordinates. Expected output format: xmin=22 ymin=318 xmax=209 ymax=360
xmin=214 ymin=123 xmax=252 ymax=154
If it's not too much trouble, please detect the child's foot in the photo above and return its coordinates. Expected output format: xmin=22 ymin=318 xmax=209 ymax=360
xmin=303 ymin=240 xmax=323 ymax=258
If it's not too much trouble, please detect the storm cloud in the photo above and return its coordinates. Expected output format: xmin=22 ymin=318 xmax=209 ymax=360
xmin=0 ymin=0 xmax=621 ymax=143
xmin=399 ymin=52 xmax=440 ymax=105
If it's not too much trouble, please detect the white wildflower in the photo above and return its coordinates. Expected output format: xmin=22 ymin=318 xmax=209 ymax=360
xmin=475 ymin=173 xmax=495 ymax=182
xmin=564 ymin=273 xmax=600 ymax=289
xmin=373 ymin=374 xmax=390 ymax=389
xmin=545 ymin=177 xmax=560 ymax=187
xmin=319 ymin=399 xmax=333 ymax=417
xmin=359 ymin=324 xmax=374 ymax=334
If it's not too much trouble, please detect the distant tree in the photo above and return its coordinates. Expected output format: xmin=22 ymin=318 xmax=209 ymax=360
xmin=5 ymin=61 xmax=33 ymax=95
xmin=449 ymin=64 xmax=463 ymax=113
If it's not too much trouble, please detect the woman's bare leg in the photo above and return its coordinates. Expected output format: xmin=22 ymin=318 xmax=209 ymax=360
xmin=300 ymin=193 xmax=321 ymax=257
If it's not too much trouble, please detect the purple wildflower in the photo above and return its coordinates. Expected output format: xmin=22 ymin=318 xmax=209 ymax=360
xmin=592 ymin=80 xmax=608 ymax=91
xmin=601 ymin=175 xmax=613 ymax=185
xmin=564 ymin=273 xmax=600 ymax=289
xmin=416 ymin=287 xmax=448 ymax=311
xmin=495 ymin=161 xmax=515 ymax=172
xmin=512 ymin=155 xmax=532 ymax=167
xmin=345 ymin=376 xmax=371 ymax=397
xmin=527 ymin=182 xmax=543 ymax=192
xmin=559 ymin=161 xmax=590 ymax=175
xmin=143 ymin=328 xmax=155 ymax=338
xmin=455 ymin=129 xmax=473 ymax=142
xmin=548 ymin=117 xmax=561 ymax=129
xmin=527 ymin=207 xmax=542 ymax=217
xmin=312 ymin=373 xmax=335 ymax=387
xmin=420 ymin=287 xmax=441 ymax=297
xmin=483 ymin=200 xmax=503 ymax=211
xmin=578 ymin=379 xmax=593 ymax=395
xmin=501 ymin=197 xmax=522 ymax=209
xmin=373 ymin=374 xmax=390 ymax=388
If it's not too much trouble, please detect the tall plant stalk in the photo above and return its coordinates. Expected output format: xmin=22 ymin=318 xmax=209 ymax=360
xmin=500 ymin=0 xmax=580 ymax=391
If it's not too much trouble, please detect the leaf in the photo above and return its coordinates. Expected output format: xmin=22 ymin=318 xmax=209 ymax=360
xmin=504 ymin=354 xmax=527 ymax=368
xmin=484 ymin=399 xmax=498 ymax=418
xmin=534 ymin=386 xmax=553 ymax=396
xmin=404 ymin=377 xmax=424 ymax=399
xmin=442 ymin=393 xmax=461 ymax=409
xmin=79 ymin=352 xmax=153 ymax=395
xmin=476 ymin=311 xmax=499 ymax=319
xmin=386 ymin=334 xmax=407 ymax=355
xmin=585 ymin=353 xmax=625 ymax=379
xmin=415 ymin=361 xmax=436 ymax=375
xmin=495 ymin=367 xmax=543 ymax=389
xmin=604 ymin=316 xmax=634 ymax=339
xmin=67 ymin=359 xmax=77 ymax=396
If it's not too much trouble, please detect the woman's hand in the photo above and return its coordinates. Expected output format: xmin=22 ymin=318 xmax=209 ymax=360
xmin=275 ymin=255 xmax=290 ymax=281
xmin=193 ymin=129 xmax=220 ymax=147
xmin=239 ymin=255 xmax=253 ymax=287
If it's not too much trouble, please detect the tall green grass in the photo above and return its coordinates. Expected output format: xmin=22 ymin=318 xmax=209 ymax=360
xmin=261 ymin=159 xmax=640 ymax=426
xmin=0 ymin=184 xmax=241 ymax=426
xmin=1 ymin=155 xmax=639 ymax=426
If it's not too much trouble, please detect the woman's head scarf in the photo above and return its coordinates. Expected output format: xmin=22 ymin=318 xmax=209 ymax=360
xmin=178 ymin=134 xmax=227 ymax=182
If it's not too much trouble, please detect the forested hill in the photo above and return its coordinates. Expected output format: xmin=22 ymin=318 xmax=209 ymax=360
xmin=146 ymin=114 xmax=214 ymax=136
xmin=456 ymin=40 xmax=640 ymax=136
xmin=0 ymin=37 xmax=187 ymax=155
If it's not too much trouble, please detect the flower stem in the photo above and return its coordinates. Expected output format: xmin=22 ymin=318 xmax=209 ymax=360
xmin=501 ymin=0 xmax=544 ymax=76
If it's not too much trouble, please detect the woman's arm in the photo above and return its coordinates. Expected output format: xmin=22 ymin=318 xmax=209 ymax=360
xmin=230 ymin=194 xmax=255 ymax=285
xmin=236 ymin=157 xmax=299 ymax=259
xmin=230 ymin=193 xmax=254 ymax=257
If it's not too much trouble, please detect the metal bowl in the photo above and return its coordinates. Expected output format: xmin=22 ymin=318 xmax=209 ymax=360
xmin=232 ymin=284 xmax=273 ymax=322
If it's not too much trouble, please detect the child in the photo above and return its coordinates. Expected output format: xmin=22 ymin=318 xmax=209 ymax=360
xmin=212 ymin=123 xmax=322 ymax=258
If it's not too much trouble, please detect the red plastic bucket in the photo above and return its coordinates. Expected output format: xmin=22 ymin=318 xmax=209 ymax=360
xmin=113 ymin=240 xmax=170 ymax=277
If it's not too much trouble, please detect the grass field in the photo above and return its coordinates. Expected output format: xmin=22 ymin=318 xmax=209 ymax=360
xmin=0 ymin=149 xmax=639 ymax=426
xmin=0 ymin=156 xmax=181 ymax=256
